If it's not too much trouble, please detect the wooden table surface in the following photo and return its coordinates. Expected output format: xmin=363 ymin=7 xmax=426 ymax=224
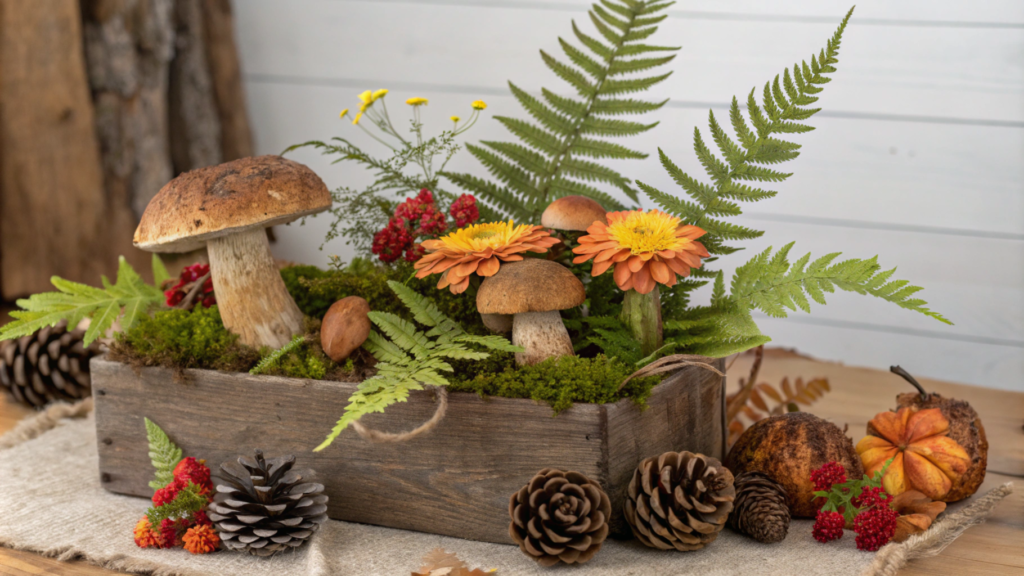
xmin=0 ymin=349 xmax=1020 ymax=575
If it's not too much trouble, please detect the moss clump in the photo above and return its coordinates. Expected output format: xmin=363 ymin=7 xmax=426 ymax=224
xmin=448 ymin=354 xmax=658 ymax=413
xmin=109 ymin=305 xmax=260 ymax=373
xmin=280 ymin=265 xmax=334 ymax=318
xmin=250 ymin=319 xmax=335 ymax=380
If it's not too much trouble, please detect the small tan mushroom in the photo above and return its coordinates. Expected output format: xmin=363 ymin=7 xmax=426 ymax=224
xmin=134 ymin=155 xmax=331 ymax=349
xmin=321 ymin=296 xmax=372 ymax=362
xmin=476 ymin=259 xmax=585 ymax=366
xmin=541 ymin=195 xmax=608 ymax=231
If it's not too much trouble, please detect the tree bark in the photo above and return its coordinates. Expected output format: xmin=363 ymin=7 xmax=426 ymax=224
xmin=168 ymin=0 xmax=222 ymax=174
xmin=0 ymin=0 xmax=144 ymax=299
xmin=201 ymin=0 xmax=254 ymax=161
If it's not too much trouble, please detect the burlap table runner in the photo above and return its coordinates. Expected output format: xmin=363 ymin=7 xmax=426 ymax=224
xmin=0 ymin=401 xmax=1012 ymax=576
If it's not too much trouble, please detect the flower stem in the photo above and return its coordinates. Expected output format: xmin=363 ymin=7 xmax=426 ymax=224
xmin=620 ymin=287 xmax=663 ymax=357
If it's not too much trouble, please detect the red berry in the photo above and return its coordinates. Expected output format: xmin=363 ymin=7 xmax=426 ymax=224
xmin=813 ymin=510 xmax=846 ymax=543
xmin=152 ymin=478 xmax=184 ymax=507
xmin=854 ymin=505 xmax=899 ymax=551
xmin=449 ymin=194 xmax=479 ymax=228
xmin=852 ymin=486 xmax=891 ymax=510
xmin=811 ymin=461 xmax=848 ymax=492
xmin=173 ymin=457 xmax=212 ymax=492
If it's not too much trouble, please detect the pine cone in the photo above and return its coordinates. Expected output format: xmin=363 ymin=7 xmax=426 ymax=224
xmin=624 ymin=451 xmax=736 ymax=551
xmin=508 ymin=469 xmax=611 ymax=566
xmin=727 ymin=472 xmax=790 ymax=543
xmin=209 ymin=450 xmax=328 ymax=556
xmin=0 ymin=321 xmax=101 ymax=408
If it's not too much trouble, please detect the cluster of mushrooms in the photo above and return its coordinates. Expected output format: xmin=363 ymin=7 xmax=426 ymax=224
xmin=133 ymin=155 xmax=610 ymax=367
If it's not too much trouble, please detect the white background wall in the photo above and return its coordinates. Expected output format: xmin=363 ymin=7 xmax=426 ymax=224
xmin=232 ymin=0 xmax=1024 ymax=392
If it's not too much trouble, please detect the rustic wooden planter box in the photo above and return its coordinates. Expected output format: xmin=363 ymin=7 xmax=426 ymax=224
xmin=92 ymin=356 xmax=725 ymax=544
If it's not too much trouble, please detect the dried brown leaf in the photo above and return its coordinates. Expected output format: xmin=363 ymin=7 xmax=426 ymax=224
xmin=782 ymin=377 xmax=794 ymax=399
xmin=727 ymin=372 xmax=832 ymax=451
xmin=890 ymin=490 xmax=946 ymax=543
xmin=750 ymin=388 xmax=769 ymax=412
xmin=413 ymin=548 xmax=496 ymax=576
xmin=758 ymin=382 xmax=783 ymax=403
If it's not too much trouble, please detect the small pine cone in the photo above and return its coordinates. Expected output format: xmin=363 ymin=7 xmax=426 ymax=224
xmin=624 ymin=451 xmax=735 ymax=551
xmin=209 ymin=450 xmax=328 ymax=556
xmin=727 ymin=472 xmax=791 ymax=543
xmin=0 ymin=321 xmax=101 ymax=408
xmin=508 ymin=469 xmax=611 ymax=566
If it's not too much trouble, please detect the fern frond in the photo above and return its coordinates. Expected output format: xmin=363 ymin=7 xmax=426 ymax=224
xmin=144 ymin=418 xmax=182 ymax=490
xmin=729 ymin=244 xmax=951 ymax=324
xmin=0 ymin=256 xmax=166 ymax=345
xmin=250 ymin=335 xmax=307 ymax=375
xmin=445 ymin=0 xmax=678 ymax=222
xmin=146 ymin=483 xmax=208 ymax=528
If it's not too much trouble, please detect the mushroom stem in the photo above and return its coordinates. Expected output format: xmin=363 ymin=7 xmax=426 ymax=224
xmin=620 ymin=287 xmax=663 ymax=357
xmin=512 ymin=311 xmax=574 ymax=366
xmin=206 ymin=227 xmax=304 ymax=349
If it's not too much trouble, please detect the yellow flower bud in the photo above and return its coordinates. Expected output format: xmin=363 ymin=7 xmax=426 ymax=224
xmin=352 ymin=112 xmax=363 ymax=125
xmin=358 ymin=90 xmax=373 ymax=105
xmin=339 ymin=108 xmax=349 ymax=119
xmin=406 ymin=97 xmax=429 ymax=106
xmin=372 ymin=88 xmax=389 ymax=101
xmin=471 ymin=100 xmax=487 ymax=110
xmin=450 ymin=116 xmax=461 ymax=122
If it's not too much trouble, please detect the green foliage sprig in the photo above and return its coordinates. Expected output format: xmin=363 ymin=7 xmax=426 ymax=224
xmin=0 ymin=255 xmax=169 ymax=346
xmin=445 ymin=0 xmax=678 ymax=222
xmin=145 ymin=417 xmax=182 ymax=490
xmin=314 ymin=280 xmax=521 ymax=451
xmin=250 ymin=334 xmax=329 ymax=380
xmin=815 ymin=458 xmax=894 ymax=525
xmin=145 ymin=483 xmax=209 ymax=529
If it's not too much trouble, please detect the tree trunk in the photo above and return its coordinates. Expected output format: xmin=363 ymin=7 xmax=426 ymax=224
xmin=0 ymin=0 xmax=144 ymax=299
xmin=168 ymin=0 xmax=222 ymax=174
xmin=201 ymin=0 xmax=254 ymax=161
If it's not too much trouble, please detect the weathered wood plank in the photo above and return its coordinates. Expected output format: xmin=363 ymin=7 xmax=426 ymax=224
xmin=91 ymin=357 xmax=724 ymax=543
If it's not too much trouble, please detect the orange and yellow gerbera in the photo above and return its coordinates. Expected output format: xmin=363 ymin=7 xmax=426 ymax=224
xmin=572 ymin=209 xmax=709 ymax=294
xmin=414 ymin=221 xmax=560 ymax=294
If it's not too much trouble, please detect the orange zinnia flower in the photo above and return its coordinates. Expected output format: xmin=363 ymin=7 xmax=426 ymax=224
xmin=572 ymin=210 xmax=709 ymax=295
xmin=414 ymin=221 xmax=560 ymax=294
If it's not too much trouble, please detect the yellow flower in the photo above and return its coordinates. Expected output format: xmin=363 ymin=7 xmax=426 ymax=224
xmin=372 ymin=88 xmax=389 ymax=101
xmin=339 ymin=108 xmax=349 ymax=119
xmin=451 ymin=116 xmax=461 ymax=122
xmin=414 ymin=221 xmax=560 ymax=294
xmin=352 ymin=112 xmax=363 ymax=125
xmin=358 ymin=90 xmax=374 ymax=105
xmin=406 ymin=97 xmax=429 ymax=106
xmin=472 ymin=100 xmax=487 ymax=110
xmin=572 ymin=210 xmax=709 ymax=295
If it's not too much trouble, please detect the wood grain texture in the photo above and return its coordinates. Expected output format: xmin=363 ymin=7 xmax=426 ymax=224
xmin=201 ymin=0 xmax=254 ymax=161
xmin=91 ymin=357 xmax=724 ymax=544
xmin=168 ymin=0 xmax=222 ymax=174
xmin=0 ymin=351 xmax=1021 ymax=574
xmin=0 ymin=0 xmax=146 ymax=299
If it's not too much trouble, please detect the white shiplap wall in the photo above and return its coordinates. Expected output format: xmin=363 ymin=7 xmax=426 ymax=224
xmin=232 ymin=0 xmax=1024 ymax=392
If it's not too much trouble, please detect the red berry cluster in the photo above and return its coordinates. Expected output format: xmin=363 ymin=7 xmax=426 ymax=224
xmin=371 ymin=189 xmax=480 ymax=263
xmin=164 ymin=263 xmax=215 ymax=308
xmin=813 ymin=510 xmax=846 ymax=543
xmin=134 ymin=457 xmax=219 ymax=553
xmin=810 ymin=461 xmax=847 ymax=491
xmin=853 ymin=504 xmax=900 ymax=551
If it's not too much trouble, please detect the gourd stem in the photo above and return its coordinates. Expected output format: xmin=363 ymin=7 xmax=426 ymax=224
xmin=890 ymin=365 xmax=929 ymax=400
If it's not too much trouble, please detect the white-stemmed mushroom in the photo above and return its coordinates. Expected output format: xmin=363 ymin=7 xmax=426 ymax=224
xmin=134 ymin=155 xmax=331 ymax=349
xmin=476 ymin=259 xmax=585 ymax=366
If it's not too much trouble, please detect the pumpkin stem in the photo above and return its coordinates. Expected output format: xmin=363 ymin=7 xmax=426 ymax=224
xmin=890 ymin=365 xmax=929 ymax=400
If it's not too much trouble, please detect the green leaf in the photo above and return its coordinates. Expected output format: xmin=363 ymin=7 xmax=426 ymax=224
xmin=151 ymin=255 xmax=170 ymax=287
xmin=145 ymin=418 xmax=183 ymax=490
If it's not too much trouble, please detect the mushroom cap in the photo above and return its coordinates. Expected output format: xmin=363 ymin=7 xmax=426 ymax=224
xmin=540 ymin=195 xmax=607 ymax=231
xmin=134 ymin=155 xmax=331 ymax=252
xmin=476 ymin=259 xmax=586 ymax=315
xmin=321 ymin=296 xmax=372 ymax=362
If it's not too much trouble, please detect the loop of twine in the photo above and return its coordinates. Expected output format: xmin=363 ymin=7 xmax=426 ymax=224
xmin=351 ymin=387 xmax=448 ymax=443
xmin=617 ymin=354 xmax=723 ymax=392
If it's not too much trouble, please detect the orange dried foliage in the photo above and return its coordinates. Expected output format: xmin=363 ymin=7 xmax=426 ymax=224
xmin=727 ymin=376 xmax=831 ymax=449
xmin=889 ymin=490 xmax=946 ymax=542
xmin=412 ymin=548 xmax=496 ymax=576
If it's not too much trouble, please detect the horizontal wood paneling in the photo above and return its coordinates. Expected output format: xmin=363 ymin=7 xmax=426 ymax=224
xmin=231 ymin=1 xmax=1024 ymax=392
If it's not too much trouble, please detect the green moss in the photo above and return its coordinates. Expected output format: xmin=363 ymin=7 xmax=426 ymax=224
xmin=280 ymin=265 xmax=334 ymax=317
xmin=448 ymin=354 xmax=658 ymax=413
xmin=109 ymin=305 xmax=260 ymax=372
xmin=251 ymin=320 xmax=335 ymax=380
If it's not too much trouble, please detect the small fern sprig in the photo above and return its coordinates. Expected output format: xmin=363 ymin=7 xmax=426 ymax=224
xmin=250 ymin=335 xmax=307 ymax=375
xmin=145 ymin=483 xmax=208 ymax=529
xmin=446 ymin=0 xmax=678 ymax=222
xmin=144 ymin=417 xmax=183 ymax=490
xmin=0 ymin=255 xmax=169 ymax=346
xmin=730 ymin=243 xmax=951 ymax=324
xmin=314 ymin=281 xmax=521 ymax=451
xmin=638 ymin=7 xmax=855 ymax=258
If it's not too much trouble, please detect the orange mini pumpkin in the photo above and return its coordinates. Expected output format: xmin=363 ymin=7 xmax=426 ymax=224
xmin=856 ymin=407 xmax=971 ymax=502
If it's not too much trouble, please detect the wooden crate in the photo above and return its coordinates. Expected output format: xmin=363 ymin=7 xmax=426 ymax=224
xmin=92 ymin=357 xmax=726 ymax=544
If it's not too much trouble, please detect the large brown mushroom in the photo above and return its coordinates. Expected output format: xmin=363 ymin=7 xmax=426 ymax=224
xmin=476 ymin=259 xmax=585 ymax=365
xmin=134 ymin=155 xmax=331 ymax=349
xmin=541 ymin=195 xmax=607 ymax=232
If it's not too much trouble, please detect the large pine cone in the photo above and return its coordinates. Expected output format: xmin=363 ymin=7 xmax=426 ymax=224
xmin=0 ymin=321 xmax=101 ymax=408
xmin=209 ymin=450 xmax=328 ymax=556
xmin=624 ymin=451 xmax=736 ymax=551
xmin=508 ymin=469 xmax=611 ymax=566
xmin=727 ymin=472 xmax=790 ymax=543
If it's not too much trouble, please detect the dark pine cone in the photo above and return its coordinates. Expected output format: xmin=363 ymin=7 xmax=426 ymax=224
xmin=624 ymin=451 xmax=736 ymax=551
xmin=508 ymin=468 xmax=612 ymax=566
xmin=727 ymin=472 xmax=790 ymax=544
xmin=0 ymin=320 xmax=101 ymax=408
xmin=209 ymin=450 xmax=328 ymax=556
